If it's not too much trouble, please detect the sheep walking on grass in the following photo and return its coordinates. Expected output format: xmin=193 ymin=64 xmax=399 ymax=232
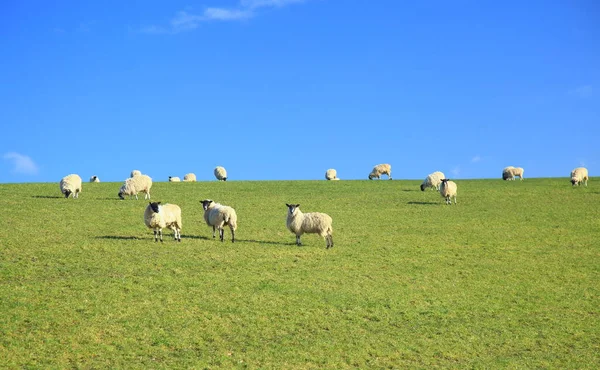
xmin=200 ymin=199 xmax=238 ymax=243
xmin=183 ymin=173 xmax=197 ymax=182
xmin=368 ymin=164 xmax=392 ymax=180
xmin=439 ymin=179 xmax=458 ymax=205
xmin=144 ymin=202 xmax=182 ymax=242
xmin=169 ymin=176 xmax=181 ymax=182
xmin=89 ymin=175 xmax=100 ymax=183
xmin=502 ymin=166 xmax=524 ymax=181
xmin=571 ymin=167 xmax=589 ymax=186
xmin=286 ymin=204 xmax=333 ymax=248
xmin=118 ymin=174 xmax=152 ymax=200
xmin=60 ymin=174 xmax=82 ymax=199
xmin=214 ymin=166 xmax=228 ymax=181
xmin=131 ymin=170 xmax=141 ymax=177
xmin=325 ymin=169 xmax=340 ymax=180
xmin=421 ymin=171 xmax=445 ymax=191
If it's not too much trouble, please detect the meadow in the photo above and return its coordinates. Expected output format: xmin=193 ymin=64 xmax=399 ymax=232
xmin=0 ymin=178 xmax=598 ymax=368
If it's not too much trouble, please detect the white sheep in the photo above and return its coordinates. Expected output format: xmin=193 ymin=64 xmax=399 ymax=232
xmin=200 ymin=199 xmax=238 ymax=242
xmin=169 ymin=176 xmax=181 ymax=182
xmin=368 ymin=163 xmax=392 ymax=180
xmin=439 ymin=179 xmax=457 ymax=205
xmin=420 ymin=171 xmax=445 ymax=191
xmin=131 ymin=170 xmax=142 ymax=177
xmin=89 ymin=175 xmax=100 ymax=183
xmin=325 ymin=169 xmax=340 ymax=180
xmin=214 ymin=166 xmax=228 ymax=181
xmin=60 ymin=174 xmax=82 ymax=199
xmin=183 ymin=173 xmax=197 ymax=182
xmin=118 ymin=174 xmax=152 ymax=200
xmin=144 ymin=201 xmax=182 ymax=242
xmin=570 ymin=167 xmax=589 ymax=186
xmin=502 ymin=166 xmax=524 ymax=181
xmin=286 ymin=203 xmax=333 ymax=248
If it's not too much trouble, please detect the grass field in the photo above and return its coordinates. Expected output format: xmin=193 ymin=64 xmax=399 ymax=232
xmin=1 ymin=178 xmax=598 ymax=368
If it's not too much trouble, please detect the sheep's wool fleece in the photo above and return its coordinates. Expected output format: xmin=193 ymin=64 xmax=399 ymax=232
xmin=288 ymin=212 xmax=332 ymax=236
xmin=122 ymin=174 xmax=152 ymax=195
xmin=440 ymin=181 xmax=457 ymax=197
xmin=60 ymin=174 xmax=82 ymax=194
xmin=204 ymin=203 xmax=237 ymax=229
xmin=144 ymin=204 xmax=182 ymax=229
xmin=184 ymin=173 xmax=197 ymax=182
xmin=214 ymin=167 xmax=227 ymax=180
xmin=325 ymin=169 xmax=337 ymax=180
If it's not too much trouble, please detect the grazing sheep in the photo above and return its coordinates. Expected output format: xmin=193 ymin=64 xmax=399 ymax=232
xmin=118 ymin=174 xmax=152 ymax=200
xmin=439 ymin=179 xmax=458 ymax=205
xmin=60 ymin=174 xmax=82 ymax=199
xmin=144 ymin=202 xmax=182 ymax=242
xmin=131 ymin=170 xmax=142 ymax=177
xmin=570 ymin=167 xmax=589 ymax=186
xmin=325 ymin=169 xmax=340 ymax=180
xmin=286 ymin=203 xmax=333 ymax=248
xmin=183 ymin=173 xmax=197 ymax=182
xmin=200 ymin=199 xmax=238 ymax=242
xmin=368 ymin=164 xmax=392 ymax=180
xmin=214 ymin=166 xmax=228 ymax=181
xmin=420 ymin=171 xmax=445 ymax=191
xmin=169 ymin=176 xmax=181 ymax=182
xmin=502 ymin=166 xmax=524 ymax=181
xmin=89 ymin=175 xmax=100 ymax=183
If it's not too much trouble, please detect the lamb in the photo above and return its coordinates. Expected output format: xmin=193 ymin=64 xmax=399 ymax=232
xmin=144 ymin=202 xmax=182 ymax=242
xmin=286 ymin=203 xmax=333 ymax=248
xmin=169 ymin=176 xmax=181 ymax=182
xmin=200 ymin=199 xmax=238 ymax=242
xmin=570 ymin=167 xmax=589 ymax=186
xmin=89 ymin=175 xmax=100 ymax=183
xmin=214 ymin=166 xmax=228 ymax=181
xmin=118 ymin=174 xmax=152 ymax=200
xmin=60 ymin=174 xmax=82 ymax=199
xmin=439 ymin=179 xmax=457 ymax=205
xmin=325 ymin=169 xmax=340 ymax=180
xmin=420 ymin=171 xmax=445 ymax=191
xmin=183 ymin=173 xmax=197 ymax=182
xmin=502 ymin=166 xmax=524 ymax=181
xmin=368 ymin=164 xmax=392 ymax=180
xmin=131 ymin=170 xmax=142 ymax=177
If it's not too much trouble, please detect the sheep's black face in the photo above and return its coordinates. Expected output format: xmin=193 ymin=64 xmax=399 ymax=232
xmin=201 ymin=200 xmax=213 ymax=211
xmin=64 ymin=190 xmax=71 ymax=198
xmin=223 ymin=177 xmax=227 ymax=181
xmin=118 ymin=192 xmax=124 ymax=200
xmin=149 ymin=202 xmax=161 ymax=213
xmin=420 ymin=184 xmax=425 ymax=191
xmin=286 ymin=203 xmax=300 ymax=215
xmin=571 ymin=178 xmax=577 ymax=185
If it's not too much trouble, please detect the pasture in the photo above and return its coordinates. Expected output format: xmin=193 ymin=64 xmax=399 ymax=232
xmin=1 ymin=178 xmax=598 ymax=368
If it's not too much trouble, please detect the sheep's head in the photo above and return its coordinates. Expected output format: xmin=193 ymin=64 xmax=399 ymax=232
xmin=420 ymin=183 xmax=426 ymax=191
xmin=64 ymin=189 xmax=72 ymax=198
xmin=200 ymin=199 xmax=213 ymax=211
xmin=149 ymin=202 xmax=161 ymax=213
xmin=440 ymin=179 xmax=450 ymax=184
xmin=286 ymin=203 xmax=301 ymax=215
xmin=571 ymin=177 xmax=577 ymax=185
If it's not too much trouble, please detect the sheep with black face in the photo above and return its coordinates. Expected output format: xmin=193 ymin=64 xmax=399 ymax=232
xmin=439 ymin=179 xmax=458 ymax=205
xmin=286 ymin=204 xmax=334 ymax=248
xmin=143 ymin=201 xmax=182 ymax=242
xmin=200 ymin=199 xmax=238 ymax=242
xmin=60 ymin=174 xmax=82 ymax=199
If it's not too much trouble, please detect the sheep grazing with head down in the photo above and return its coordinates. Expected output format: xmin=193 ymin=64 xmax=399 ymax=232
xmin=570 ymin=167 xmax=589 ymax=186
xmin=439 ymin=179 xmax=458 ymax=205
xmin=60 ymin=174 xmax=82 ymax=199
xmin=169 ymin=176 xmax=181 ymax=182
xmin=368 ymin=163 xmax=392 ymax=180
xmin=118 ymin=174 xmax=152 ymax=200
xmin=183 ymin=173 xmax=197 ymax=182
xmin=502 ymin=166 xmax=524 ymax=181
xmin=286 ymin=203 xmax=333 ymax=248
xmin=200 ymin=199 xmax=238 ymax=242
xmin=89 ymin=175 xmax=100 ymax=183
xmin=131 ymin=170 xmax=142 ymax=177
xmin=144 ymin=201 xmax=182 ymax=242
xmin=420 ymin=171 xmax=445 ymax=191
xmin=214 ymin=166 xmax=228 ymax=181
xmin=325 ymin=169 xmax=340 ymax=180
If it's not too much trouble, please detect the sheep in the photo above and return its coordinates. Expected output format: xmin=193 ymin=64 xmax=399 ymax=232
xmin=200 ymin=199 xmax=238 ymax=242
xmin=285 ymin=203 xmax=333 ymax=248
xmin=439 ymin=179 xmax=457 ymax=205
xmin=502 ymin=166 xmax=524 ymax=181
xmin=420 ymin=171 xmax=445 ymax=191
xmin=60 ymin=174 xmax=82 ymax=199
xmin=131 ymin=170 xmax=141 ymax=177
xmin=214 ymin=166 xmax=228 ymax=181
xmin=118 ymin=174 xmax=152 ymax=200
xmin=368 ymin=164 xmax=392 ymax=180
xmin=183 ymin=173 xmax=197 ymax=182
xmin=144 ymin=202 xmax=182 ymax=242
xmin=325 ymin=169 xmax=340 ymax=180
xmin=169 ymin=176 xmax=181 ymax=182
xmin=89 ymin=175 xmax=100 ymax=183
xmin=570 ymin=167 xmax=589 ymax=186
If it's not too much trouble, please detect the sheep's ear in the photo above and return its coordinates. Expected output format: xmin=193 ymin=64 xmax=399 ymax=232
xmin=286 ymin=203 xmax=290 ymax=207
xmin=157 ymin=202 xmax=161 ymax=205
xmin=296 ymin=204 xmax=300 ymax=208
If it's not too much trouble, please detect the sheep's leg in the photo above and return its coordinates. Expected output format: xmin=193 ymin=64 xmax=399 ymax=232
xmin=159 ymin=229 xmax=163 ymax=242
xmin=212 ymin=226 xmax=216 ymax=238
xmin=231 ymin=227 xmax=235 ymax=243
xmin=454 ymin=195 xmax=457 ymax=204
xmin=135 ymin=194 xmax=139 ymax=200
xmin=219 ymin=228 xmax=224 ymax=242
xmin=296 ymin=235 xmax=301 ymax=246
xmin=153 ymin=229 xmax=158 ymax=242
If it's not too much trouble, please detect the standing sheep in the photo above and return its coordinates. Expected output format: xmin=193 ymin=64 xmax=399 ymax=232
xmin=200 ymin=199 xmax=238 ymax=243
xmin=144 ymin=202 xmax=182 ymax=242
xmin=502 ymin=166 xmax=524 ymax=181
xmin=169 ymin=176 xmax=181 ymax=182
xmin=286 ymin=204 xmax=334 ymax=248
xmin=89 ymin=175 xmax=100 ymax=183
xmin=439 ymin=179 xmax=458 ymax=205
xmin=420 ymin=171 xmax=445 ymax=191
xmin=325 ymin=169 xmax=340 ymax=180
xmin=118 ymin=174 xmax=153 ymax=200
xmin=131 ymin=170 xmax=142 ymax=177
xmin=368 ymin=164 xmax=392 ymax=180
xmin=183 ymin=173 xmax=197 ymax=182
xmin=60 ymin=174 xmax=82 ymax=199
xmin=214 ymin=166 xmax=228 ymax=181
xmin=570 ymin=167 xmax=589 ymax=186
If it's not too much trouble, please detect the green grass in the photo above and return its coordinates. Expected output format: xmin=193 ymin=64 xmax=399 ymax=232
xmin=1 ymin=178 xmax=598 ymax=368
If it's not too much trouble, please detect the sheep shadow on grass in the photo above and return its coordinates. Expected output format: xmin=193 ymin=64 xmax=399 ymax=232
xmin=407 ymin=201 xmax=439 ymax=205
xmin=95 ymin=236 xmax=141 ymax=240
xmin=31 ymin=195 xmax=63 ymax=199
xmin=236 ymin=239 xmax=285 ymax=246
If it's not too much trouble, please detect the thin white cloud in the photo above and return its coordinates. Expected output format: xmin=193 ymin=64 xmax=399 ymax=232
xmin=204 ymin=8 xmax=253 ymax=21
xmin=471 ymin=155 xmax=481 ymax=163
xmin=569 ymin=85 xmax=592 ymax=98
xmin=3 ymin=152 xmax=39 ymax=175
xmin=241 ymin=0 xmax=306 ymax=9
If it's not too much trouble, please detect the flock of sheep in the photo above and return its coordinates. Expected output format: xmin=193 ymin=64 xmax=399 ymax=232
xmin=58 ymin=164 xmax=590 ymax=247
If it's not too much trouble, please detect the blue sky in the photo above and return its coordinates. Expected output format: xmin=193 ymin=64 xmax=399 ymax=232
xmin=1 ymin=0 xmax=598 ymax=183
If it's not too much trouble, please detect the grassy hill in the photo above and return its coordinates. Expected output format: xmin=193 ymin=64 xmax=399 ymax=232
xmin=1 ymin=178 xmax=598 ymax=368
